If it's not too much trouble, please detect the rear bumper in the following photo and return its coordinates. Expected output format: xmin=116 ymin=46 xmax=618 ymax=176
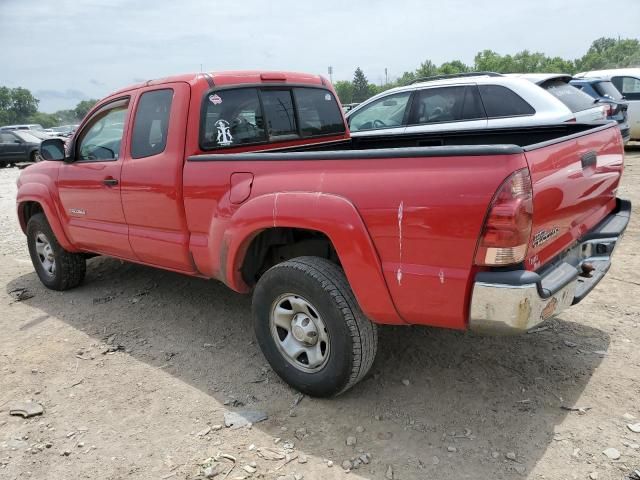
xmin=469 ymin=199 xmax=631 ymax=334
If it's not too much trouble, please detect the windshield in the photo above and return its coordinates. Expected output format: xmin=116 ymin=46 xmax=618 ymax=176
xmin=542 ymin=79 xmax=596 ymax=113
xmin=13 ymin=131 xmax=41 ymax=143
xmin=593 ymin=81 xmax=623 ymax=100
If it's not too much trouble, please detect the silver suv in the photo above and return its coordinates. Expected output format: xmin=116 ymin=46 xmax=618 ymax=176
xmin=346 ymin=72 xmax=606 ymax=137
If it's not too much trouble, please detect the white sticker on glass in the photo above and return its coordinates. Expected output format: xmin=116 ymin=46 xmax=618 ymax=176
xmin=209 ymin=94 xmax=222 ymax=105
xmin=215 ymin=119 xmax=233 ymax=146
xmin=324 ymin=93 xmax=331 ymax=101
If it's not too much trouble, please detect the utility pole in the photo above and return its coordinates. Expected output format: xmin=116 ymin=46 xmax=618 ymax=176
xmin=328 ymin=66 xmax=333 ymax=83
xmin=385 ymin=67 xmax=388 ymax=85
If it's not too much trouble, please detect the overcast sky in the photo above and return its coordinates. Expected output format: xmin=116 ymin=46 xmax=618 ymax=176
xmin=2 ymin=0 xmax=639 ymax=112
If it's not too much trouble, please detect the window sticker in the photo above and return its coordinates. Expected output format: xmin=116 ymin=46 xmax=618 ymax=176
xmin=324 ymin=93 xmax=332 ymax=101
xmin=215 ymin=119 xmax=233 ymax=146
xmin=209 ymin=94 xmax=222 ymax=105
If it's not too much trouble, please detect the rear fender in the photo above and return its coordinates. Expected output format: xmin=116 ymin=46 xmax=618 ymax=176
xmin=17 ymin=182 xmax=76 ymax=251
xmin=220 ymin=192 xmax=404 ymax=325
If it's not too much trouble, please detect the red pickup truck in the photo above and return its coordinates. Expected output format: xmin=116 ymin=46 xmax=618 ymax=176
xmin=17 ymin=71 xmax=630 ymax=396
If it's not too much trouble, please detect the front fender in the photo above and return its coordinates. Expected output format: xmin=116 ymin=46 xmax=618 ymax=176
xmin=219 ymin=192 xmax=404 ymax=325
xmin=17 ymin=181 xmax=76 ymax=251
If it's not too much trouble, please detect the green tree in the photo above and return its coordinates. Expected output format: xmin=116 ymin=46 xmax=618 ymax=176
xmin=576 ymin=37 xmax=640 ymax=72
xmin=397 ymin=71 xmax=416 ymax=85
xmin=333 ymin=80 xmax=354 ymax=104
xmin=437 ymin=60 xmax=470 ymax=75
xmin=74 ymin=99 xmax=98 ymax=121
xmin=415 ymin=60 xmax=438 ymax=78
xmin=352 ymin=67 xmax=370 ymax=103
xmin=9 ymin=87 xmax=39 ymax=123
xmin=28 ymin=112 xmax=60 ymax=128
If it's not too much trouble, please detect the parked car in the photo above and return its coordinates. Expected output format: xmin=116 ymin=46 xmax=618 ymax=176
xmin=0 ymin=130 xmax=41 ymax=166
xmin=506 ymin=74 xmax=607 ymax=124
xmin=575 ymin=68 xmax=640 ymax=141
xmin=345 ymin=72 xmax=605 ymax=138
xmin=0 ymin=124 xmax=44 ymax=131
xmin=341 ymin=103 xmax=359 ymax=113
xmin=569 ymin=77 xmax=629 ymax=142
xmin=18 ymin=70 xmax=629 ymax=397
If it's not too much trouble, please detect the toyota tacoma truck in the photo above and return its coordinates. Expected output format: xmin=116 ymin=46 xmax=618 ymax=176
xmin=17 ymin=71 xmax=630 ymax=397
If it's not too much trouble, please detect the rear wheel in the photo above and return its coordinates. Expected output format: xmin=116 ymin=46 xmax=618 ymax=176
xmin=30 ymin=151 xmax=42 ymax=163
xmin=252 ymin=256 xmax=377 ymax=397
xmin=27 ymin=213 xmax=86 ymax=290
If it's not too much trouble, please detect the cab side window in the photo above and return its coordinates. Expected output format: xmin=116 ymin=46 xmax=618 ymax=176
xmin=131 ymin=89 xmax=173 ymax=158
xmin=348 ymin=91 xmax=412 ymax=131
xmin=76 ymin=99 xmax=129 ymax=161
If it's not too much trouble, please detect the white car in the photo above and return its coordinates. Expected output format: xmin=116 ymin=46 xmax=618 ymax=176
xmin=575 ymin=68 xmax=640 ymax=141
xmin=508 ymin=73 xmax=606 ymax=124
xmin=345 ymin=73 xmax=606 ymax=137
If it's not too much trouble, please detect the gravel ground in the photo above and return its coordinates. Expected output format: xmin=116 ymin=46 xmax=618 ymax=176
xmin=0 ymin=150 xmax=639 ymax=480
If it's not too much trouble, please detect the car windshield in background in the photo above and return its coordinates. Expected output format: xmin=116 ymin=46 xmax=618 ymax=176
xmin=593 ymin=81 xmax=623 ymax=100
xmin=13 ymin=131 xmax=41 ymax=143
xmin=542 ymin=79 xmax=595 ymax=112
xmin=348 ymin=91 xmax=412 ymax=131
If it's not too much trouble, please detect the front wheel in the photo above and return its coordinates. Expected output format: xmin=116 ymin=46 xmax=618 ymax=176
xmin=252 ymin=257 xmax=377 ymax=397
xmin=27 ymin=213 xmax=86 ymax=290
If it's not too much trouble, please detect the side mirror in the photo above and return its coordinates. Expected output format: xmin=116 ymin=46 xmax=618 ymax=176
xmin=40 ymin=138 xmax=67 ymax=161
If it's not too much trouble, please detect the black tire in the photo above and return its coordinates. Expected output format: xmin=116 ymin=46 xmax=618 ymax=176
xmin=252 ymin=256 xmax=377 ymax=397
xmin=27 ymin=213 xmax=86 ymax=290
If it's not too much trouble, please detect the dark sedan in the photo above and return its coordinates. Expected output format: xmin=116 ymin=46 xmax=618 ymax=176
xmin=0 ymin=130 xmax=41 ymax=167
xmin=570 ymin=78 xmax=630 ymax=143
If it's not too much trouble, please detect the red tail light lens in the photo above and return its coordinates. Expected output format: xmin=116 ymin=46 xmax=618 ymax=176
xmin=474 ymin=168 xmax=533 ymax=266
xmin=602 ymin=104 xmax=613 ymax=117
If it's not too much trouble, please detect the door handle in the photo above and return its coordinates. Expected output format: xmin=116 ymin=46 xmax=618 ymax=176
xmin=102 ymin=177 xmax=119 ymax=186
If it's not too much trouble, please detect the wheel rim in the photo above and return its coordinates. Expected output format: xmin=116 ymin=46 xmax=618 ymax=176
xmin=34 ymin=232 xmax=56 ymax=277
xmin=270 ymin=293 xmax=330 ymax=373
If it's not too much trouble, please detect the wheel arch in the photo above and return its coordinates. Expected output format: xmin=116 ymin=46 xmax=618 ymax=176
xmin=220 ymin=192 xmax=404 ymax=325
xmin=17 ymin=184 xmax=76 ymax=251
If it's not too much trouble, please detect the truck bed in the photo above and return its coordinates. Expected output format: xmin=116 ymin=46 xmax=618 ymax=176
xmin=185 ymin=122 xmax=624 ymax=328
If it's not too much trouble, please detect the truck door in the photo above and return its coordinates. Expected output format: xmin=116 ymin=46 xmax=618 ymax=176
xmin=120 ymin=82 xmax=194 ymax=272
xmin=56 ymin=97 xmax=135 ymax=259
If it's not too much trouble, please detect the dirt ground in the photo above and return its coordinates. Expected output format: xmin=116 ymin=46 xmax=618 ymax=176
xmin=1 ymin=149 xmax=639 ymax=480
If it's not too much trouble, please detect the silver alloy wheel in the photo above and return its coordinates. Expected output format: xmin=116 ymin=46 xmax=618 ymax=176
xmin=35 ymin=232 xmax=56 ymax=277
xmin=270 ymin=293 xmax=330 ymax=373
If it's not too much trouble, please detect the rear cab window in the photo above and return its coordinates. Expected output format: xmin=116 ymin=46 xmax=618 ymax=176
xmin=540 ymin=79 xmax=595 ymax=113
xmin=478 ymin=85 xmax=535 ymax=117
xmin=200 ymin=86 xmax=344 ymax=150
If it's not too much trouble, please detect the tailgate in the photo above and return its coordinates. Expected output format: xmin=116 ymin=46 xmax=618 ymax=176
xmin=524 ymin=124 xmax=624 ymax=270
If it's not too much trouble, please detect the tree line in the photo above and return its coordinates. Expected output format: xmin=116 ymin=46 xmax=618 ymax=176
xmin=0 ymin=86 xmax=97 ymax=128
xmin=334 ymin=37 xmax=640 ymax=104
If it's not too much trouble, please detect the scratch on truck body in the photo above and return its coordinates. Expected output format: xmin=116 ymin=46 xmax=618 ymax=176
xmin=273 ymin=192 xmax=279 ymax=227
xmin=396 ymin=201 xmax=404 ymax=285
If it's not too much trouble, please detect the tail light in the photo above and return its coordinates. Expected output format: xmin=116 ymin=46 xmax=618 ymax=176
xmin=474 ymin=168 xmax=533 ymax=266
xmin=601 ymin=104 xmax=612 ymax=117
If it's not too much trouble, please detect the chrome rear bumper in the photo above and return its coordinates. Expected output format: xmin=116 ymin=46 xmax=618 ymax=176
xmin=469 ymin=199 xmax=631 ymax=334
